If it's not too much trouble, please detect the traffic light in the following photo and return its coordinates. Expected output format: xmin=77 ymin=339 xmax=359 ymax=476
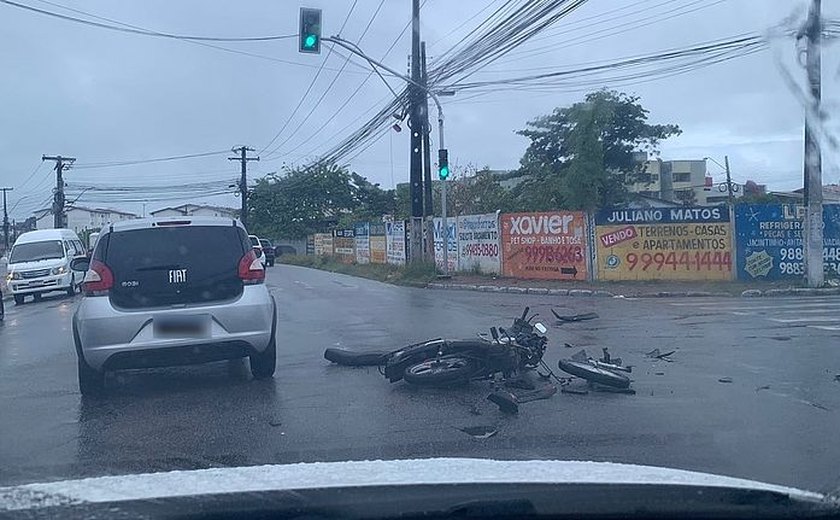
xmin=299 ymin=7 xmax=322 ymax=54
xmin=438 ymin=149 xmax=450 ymax=180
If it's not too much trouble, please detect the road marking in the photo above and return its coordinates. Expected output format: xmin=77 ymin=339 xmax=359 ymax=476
xmin=768 ymin=316 xmax=840 ymax=323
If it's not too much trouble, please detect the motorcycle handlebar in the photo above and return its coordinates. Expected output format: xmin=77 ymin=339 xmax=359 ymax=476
xmin=521 ymin=307 xmax=530 ymax=321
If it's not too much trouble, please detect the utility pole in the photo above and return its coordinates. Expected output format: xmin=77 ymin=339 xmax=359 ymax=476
xmin=421 ymin=41 xmax=435 ymax=262
xmin=408 ymin=0 xmax=424 ymax=263
xmin=42 ymin=155 xmax=75 ymax=229
xmin=724 ymin=155 xmax=734 ymax=207
xmin=1 ymin=187 xmax=12 ymax=251
xmin=803 ymin=0 xmax=823 ymax=287
xmin=228 ymin=146 xmax=259 ymax=230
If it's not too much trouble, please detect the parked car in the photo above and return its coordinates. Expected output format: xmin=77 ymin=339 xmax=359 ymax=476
xmin=260 ymin=239 xmax=275 ymax=267
xmin=249 ymin=234 xmax=267 ymax=268
xmin=86 ymin=231 xmax=100 ymax=256
xmin=5 ymin=228 xmax=87 ymax=305
xmin=71 ymin=217 xmax=277 ymax=395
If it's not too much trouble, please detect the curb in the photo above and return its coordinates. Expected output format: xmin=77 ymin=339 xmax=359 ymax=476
xmin=426 ymin=283 xmax=840 ymax=298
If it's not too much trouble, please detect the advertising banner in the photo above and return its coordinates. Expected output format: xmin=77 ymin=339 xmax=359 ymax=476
xmin=332 ymin=228 xmax=355 ymax=264
xmin=354 ymin=222 xmax=370 ymax=264
xmin=370 ymin=223 xmax=386 ymax=264
xmin=594 ymin=205 xmax=732 ymax=281
xmin=386 ymin=220 xmax=407 ymax=266
xmin=500 ymin=211 xmax=588 ymax=280
xmin=457 ymin=213 xmax=501 ymax=274
xmin=313 ymin=233 xmax=332 ymax=256
xmin=433 ymin=217 xmax=458 ymax=272
xmin=735 ymin=204 xmax=840 ymax=280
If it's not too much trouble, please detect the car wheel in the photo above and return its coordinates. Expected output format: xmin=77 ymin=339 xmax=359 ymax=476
xmin=77 ymin=357 xmax=105 ymax=396
xmin=66 ymin=276 xmax=76 ymax=296
xmin=250 ymin=335 xmax=276 ymax=379
xmin=33 ymin=293 xmax=42 ymax=302
xmin=14 ymin=294 xmax=24 ymax=306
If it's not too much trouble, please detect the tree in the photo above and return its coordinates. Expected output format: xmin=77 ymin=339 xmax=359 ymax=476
xmin=248 ymin=162 xmax=395 ymax=239
xmin=514 ymin=89 xmax=681 ymax=211
xmin=450 ymin=166 xmax=511 ymax=215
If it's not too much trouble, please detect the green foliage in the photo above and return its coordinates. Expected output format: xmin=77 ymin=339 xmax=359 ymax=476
xmin=249 ymin=162 xmax=396 ymax=239
xmin=513 ymin=89 xmax=681 ymax=211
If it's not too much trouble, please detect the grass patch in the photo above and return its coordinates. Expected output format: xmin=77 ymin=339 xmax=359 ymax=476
xmin=279 ymin=255 xmax=438 ymax=287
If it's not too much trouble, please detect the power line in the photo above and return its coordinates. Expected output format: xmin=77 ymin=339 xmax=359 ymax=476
xmin=73 ymin=150 xmax=230 ymax=169
xmin=4 ymin=0 xmax=296 ymax=41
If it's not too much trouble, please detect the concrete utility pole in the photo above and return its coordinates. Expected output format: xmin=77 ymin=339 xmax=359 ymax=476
xmin=229 ymin=146 xmax=259 ymax=230
xmin=803 ymin=0 xmax=823 ymax=287
xmin=421 ymin=41 xmax=435 ymax=262
xmin=0 ymin=187 xmax=12 ymax=250
xmin=42 ymin=155 xmax=75 ymax=229
xmin=408 ymin=0 xmax=424 ymax=263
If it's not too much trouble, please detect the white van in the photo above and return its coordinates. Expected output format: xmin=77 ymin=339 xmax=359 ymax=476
xmin=6 ymin=229 xmax=87 ymax=305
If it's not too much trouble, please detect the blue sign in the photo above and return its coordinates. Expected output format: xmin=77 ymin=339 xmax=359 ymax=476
xmin=735 ymin=204 xmax=840 ymax=280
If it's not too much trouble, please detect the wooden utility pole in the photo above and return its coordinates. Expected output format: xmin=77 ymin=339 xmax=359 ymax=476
xmin=42 ymin=155 xmax=75 ymax=228
xmin=228 ymin=146 xmax=259 ymax=230
xmin=421 ymin=41 xmax=435 ymax=262
xmin=0 ymin=187 xmax=12 ymax=250
xmin=803 ymin=0 xmax=823 ymax=287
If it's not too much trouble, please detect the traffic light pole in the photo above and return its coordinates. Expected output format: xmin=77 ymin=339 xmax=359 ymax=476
xmin=439 ymin=111 xmax=449 ymax=276
xmin=323 ymin=34 xmax=448 ymax=266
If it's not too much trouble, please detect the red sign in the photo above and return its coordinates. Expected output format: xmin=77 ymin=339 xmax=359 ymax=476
xmin=599 ymin=225 xmax=637 ymax=248
xmin=500 ymin=212 xmax=588 ymax=280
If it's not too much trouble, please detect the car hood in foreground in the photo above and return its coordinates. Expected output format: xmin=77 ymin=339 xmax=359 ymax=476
xmin=1 ymin=458 xmax=832 ymax=515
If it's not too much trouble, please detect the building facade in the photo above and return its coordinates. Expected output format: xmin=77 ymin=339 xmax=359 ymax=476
xmin=34 ymin=205 xmax=138 ymax=233
xmin=150 ymin=204 xmax=238 ymax=219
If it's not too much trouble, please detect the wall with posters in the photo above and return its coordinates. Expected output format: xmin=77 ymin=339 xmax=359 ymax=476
xmin=333 ymin=229 xmax=355 ymax=264
xmin=457 ymin=212 xmax=501 ymax=274
xmin=370 ymin=223 xmax=386 ymax=264
xmin=433 ymin=217 xmax=458 ymax=272
xmin=354 ymin=222 xmax=370 ymax=264
xmin=305 ymin=235 xmax=315 ymax=256
xmin=735 ymin=204 xmax=840 ymax=280
xmin=500 ymin=212 xmax=588 ymax=280
xmin=313 ymin=233 xmax=333 ymax=256
xmin=385 ymin=220 xmax=407 ymax=266
xmin=594 ymin=205 xmax=732 ymax=281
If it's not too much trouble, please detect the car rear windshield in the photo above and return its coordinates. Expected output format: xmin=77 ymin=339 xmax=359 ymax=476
xmin=104 ymin=225 xmax=249 ymax=309
xmin=9 ymin=240 xmax=65 ymax=264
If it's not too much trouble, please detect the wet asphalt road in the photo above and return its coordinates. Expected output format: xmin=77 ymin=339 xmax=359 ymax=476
xmin=1 ymin=265 xmax=839 ymax=493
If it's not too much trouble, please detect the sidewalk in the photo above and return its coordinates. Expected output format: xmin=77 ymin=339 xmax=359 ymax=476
xmin=429 ymin=273 xmax=840 ymax=298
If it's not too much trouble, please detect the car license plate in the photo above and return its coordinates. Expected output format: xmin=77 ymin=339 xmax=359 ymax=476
xmin=154 ymin=315 xmax=210 ymax=338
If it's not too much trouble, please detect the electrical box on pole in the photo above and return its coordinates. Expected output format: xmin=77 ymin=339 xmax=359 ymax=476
xmin=299 ymin=7 xmax=322 ymax=54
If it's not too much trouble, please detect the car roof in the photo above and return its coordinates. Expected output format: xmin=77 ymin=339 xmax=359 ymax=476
xmin=105 ymin=216 xmax=244 ymax=233
xmin=14 ymin=229 xmax=78 ymax=244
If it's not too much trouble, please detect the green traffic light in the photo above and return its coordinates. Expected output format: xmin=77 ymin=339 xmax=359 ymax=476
xmin=304 ymin=34 xmax=317 ymax=48
xmin=439 ymin=166 xmax=450 ymax=180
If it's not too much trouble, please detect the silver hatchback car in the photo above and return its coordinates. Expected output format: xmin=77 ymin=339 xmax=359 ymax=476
xmin=71 ymin=217 xmax=276 ymax=395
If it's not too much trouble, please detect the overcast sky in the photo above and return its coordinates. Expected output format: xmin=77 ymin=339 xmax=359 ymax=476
xmin=2 ymin=0 xmax=838 ymax=220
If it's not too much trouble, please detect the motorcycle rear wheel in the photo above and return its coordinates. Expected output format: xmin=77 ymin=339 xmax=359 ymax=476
xmin=558 ymin=359 xmax=630 ymax=389
xmin=403 ymin=356 xmax=478 ymax=386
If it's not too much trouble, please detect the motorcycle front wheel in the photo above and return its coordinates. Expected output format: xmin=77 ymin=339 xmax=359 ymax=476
xmin=403 ymin=356 xmax=478 ymax=386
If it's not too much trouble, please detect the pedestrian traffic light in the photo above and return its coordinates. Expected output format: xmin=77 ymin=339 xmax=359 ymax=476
xmin=299 ymin=7 xmax=322 ymax=54
xmin=438 ymin=149 xmax=450 ymax=180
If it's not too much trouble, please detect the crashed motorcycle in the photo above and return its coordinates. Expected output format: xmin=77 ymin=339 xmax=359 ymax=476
xmin=324 ymin=307 xmax=549 ymax=387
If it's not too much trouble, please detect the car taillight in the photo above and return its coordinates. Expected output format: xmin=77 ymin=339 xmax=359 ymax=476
xmin=238 ymin=249 xmax=265 ymax=284
xmin=83 ymin=259 xmax=114 ymax=295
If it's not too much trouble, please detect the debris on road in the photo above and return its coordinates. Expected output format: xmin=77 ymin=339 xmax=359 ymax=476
xmin=561 ymin=386 xmax=589 ymax=395
xmin=552 ymin=309 xmax=599 ymax=323
xmin=718 ymin=377 xmax=733 ymax=383
xmin=655 ymin=372 xmax=665 ymax=376
xmin=755 ymin=385 xmax=771 ymax=392
xmin=646 ymin=348 xmax=676 ymax=361
xmin=457 ymin=426 xmax=499 ymax=439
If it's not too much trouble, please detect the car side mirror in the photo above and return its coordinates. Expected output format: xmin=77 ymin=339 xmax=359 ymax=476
xmin=70 ymin=257 xmax=90 ymax=272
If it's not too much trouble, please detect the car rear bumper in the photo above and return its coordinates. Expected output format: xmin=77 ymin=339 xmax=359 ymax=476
xmin=8 ymin=273 xmax=73 ymax=295
xmin=73 ymin=286 xmax=275 ymax=372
